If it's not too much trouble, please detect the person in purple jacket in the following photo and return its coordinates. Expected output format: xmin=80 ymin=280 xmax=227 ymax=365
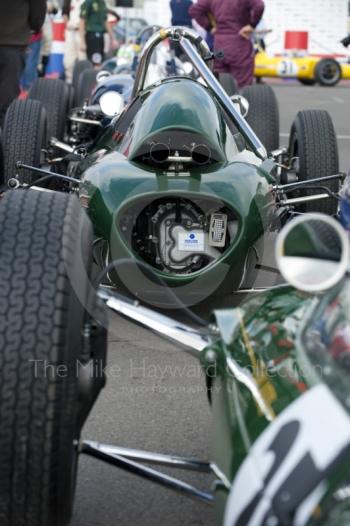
xmin=189 ymin=0 xmax=264 ymax=88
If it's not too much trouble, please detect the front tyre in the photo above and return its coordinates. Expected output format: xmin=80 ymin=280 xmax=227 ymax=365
xmin=289 ymin=110 xmax=339 ymax=214
xmin=75 ymin=68 xmax=97 ymax=106
xmin=2 ymin=99 xmax=46 ymax=184
xmin=72 ymin=59 xmax=93 ymax=99
xmin=241 ymin=84 xmax=280 ymax=152
xmin=28 ymin=78 xmax=69 ymax=141
xmin=0 ymin=189 xmax=104 ymax=526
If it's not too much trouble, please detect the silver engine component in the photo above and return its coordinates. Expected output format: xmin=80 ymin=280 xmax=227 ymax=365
xmin=160 ymin=222 xmax=221 ymax=271
xmin=127 ymin=198 xmax=239 ymax=275
xmin=156 ymin=206 xmax=236 ymax=272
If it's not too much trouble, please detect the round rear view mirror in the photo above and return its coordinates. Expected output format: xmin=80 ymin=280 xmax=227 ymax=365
xmin=276 ymin=214 xmax=349 ymax=292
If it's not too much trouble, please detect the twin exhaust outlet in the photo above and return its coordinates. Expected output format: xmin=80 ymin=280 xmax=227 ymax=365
xmin=150 ymin=143 xmax=212 ymax=165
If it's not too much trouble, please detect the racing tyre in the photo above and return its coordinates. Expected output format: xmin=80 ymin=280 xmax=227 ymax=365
xmin=315 ymin=58 xmax=342 ymax=87
xmin=0 ymin=189 xmax=104 ymax=526
xmin=72 ymin=58 xmax=93 ymax=96
xmin=289 ymin=110 xmax=339 ymax=214
xmin=241 ymin=84 xmax=280 ymax=152
xmin=298 ymin=78 xmax=316 ymax=86
xmin=219 ymin=73 xmax=238 ymax=96
xmin=2 ymin=99 xmax=46 ymax=184
xmin=28 ymin=78 xmax=69 ymax=141
xmin=75 ymin=68 xmax=97 ymax=106
xmin=67 ymin=83 xmax=75 ymax=111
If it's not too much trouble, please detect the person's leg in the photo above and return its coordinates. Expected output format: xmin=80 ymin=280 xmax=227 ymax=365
xmin=85 ymin=32 xmax=94 ymax=63
xmin=229 ymin=57 xmax=254 ymax=89
xmin=86 ymin=32 xmax=104 ymax=66
xmin=96 ymin=33 xmax=105 ymax=65
xmin=64 ymin=29 xmax=78 ymax=83
xmin=76 ymin=31 xmax=86 ymax=61
xmin=213 ymin=58 xmax=230 ymax=76
xmin=227 ymin=41 xmax=255 ymax=89
xmin=21 ymin=39 xmax=41 ymax=91
xmin=0 ymin=47 xmax=25 ymax=127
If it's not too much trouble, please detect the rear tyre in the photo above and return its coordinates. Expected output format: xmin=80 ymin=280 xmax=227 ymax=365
xmin=241 ymin=84 xmax=280 ymax=152
xmin=28 ymin=78 xmax=69 ymax=141
xmin=315 ymin=58 xmax=341 ymax=87
xmin=289 ymin=110 xmax=339 ymax=214
xmin=0 ymin=189 xmax=103 ymax=526
xmin=2 ymin=99 xmax=46 ymax=184
xmin=75 ymin=68 xmax=97 ymax=106
xmin=219 ymin=73 xmax=238 ymax=96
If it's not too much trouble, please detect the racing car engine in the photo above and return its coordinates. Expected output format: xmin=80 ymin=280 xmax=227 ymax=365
xmin=120 ymin=198 xmax=238 ymax=275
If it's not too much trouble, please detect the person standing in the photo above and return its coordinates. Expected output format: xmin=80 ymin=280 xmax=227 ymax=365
xmin=21 ymin=31 xmax=43 ymax=92
xmin=0 ymin=0 xmax=46 ymax=126
xmin=170 ymin=0 xmax=193 ymax=28
xmin=79 ymin=0 xmax=116 ymax=66
xmin=63 ymin=0 xmax=86 ymax=82
xmin=189 ymin=0 xmax=264 ymax=88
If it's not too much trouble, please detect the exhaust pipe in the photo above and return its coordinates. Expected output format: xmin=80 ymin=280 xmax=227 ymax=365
xmin=150 ymin=143 xmax=212 ymax=165
xmin=191 ymin=144 xmax=211 ymax=165
xmin=150 ymin=143 xmax=170 ymax=163
xmin=98 ymin=288 xmax=212 ymax=354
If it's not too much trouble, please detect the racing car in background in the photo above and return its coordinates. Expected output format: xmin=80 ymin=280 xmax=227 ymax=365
xmin=0 ymin=27 xmax=342 ymax=308
xmin=255 ymin=48 xmax=350 ymax=86
xmin=72 ymin=25 xmax=198 ymax=107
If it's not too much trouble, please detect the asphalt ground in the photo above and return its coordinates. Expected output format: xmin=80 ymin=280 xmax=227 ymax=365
xmin=71 ymin=82 xmax=350 ymax=526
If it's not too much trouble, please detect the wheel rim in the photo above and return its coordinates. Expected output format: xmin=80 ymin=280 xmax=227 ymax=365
xmin=319 ymin=61 xmax=340 ymax=84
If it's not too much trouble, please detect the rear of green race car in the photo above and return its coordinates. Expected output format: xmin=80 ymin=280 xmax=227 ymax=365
xmin=78 ymin=78 xmax=278 ymax=306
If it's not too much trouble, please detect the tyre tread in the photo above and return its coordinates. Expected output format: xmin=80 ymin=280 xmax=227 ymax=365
xmin=2 ymin=99 xmax=45 ymax=183
xmin=292 ymin=109 xmax=339 ymax=214
xmin=29 ymin=78 xmax=68 ymax=141
xmin=242 ymin=84 xmax=280 ymax=152
xmin=0 ymin=190 xmax=86 ymax=526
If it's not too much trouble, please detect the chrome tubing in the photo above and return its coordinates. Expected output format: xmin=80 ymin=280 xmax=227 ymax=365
xmin=82 ymin=441 xmax=214 ymax=504
xmin=273 ymin=172 xmax=344 ymax=191
xmin=83 ymin=440 xmax=231 ymax=489
xmin=69 ymin=116 xmax=103 ymax=127
xmin=49 ymin=137 xmax=74 ymax=153
xmin=83 ymin=441 xmax=212 ymax=472
xmin=280 ymin=193 xmax=330 ymax=206
xmin=132 ymin=26 xmax=211 ymax=98
xmin=98 ymin=288 xmax=212 ymax=354
xmin=179 ymin=37 xmax=267 ymax=160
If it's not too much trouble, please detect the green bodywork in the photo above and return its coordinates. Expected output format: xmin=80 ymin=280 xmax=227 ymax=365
xmin=77 ymin=78 xmax=278 ymax=302
xmin=204 ymin=282 xmax=350 ymax=524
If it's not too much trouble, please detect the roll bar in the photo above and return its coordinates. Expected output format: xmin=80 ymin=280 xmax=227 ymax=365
xmin=132 ymin=26 xmax=210 ymax=97
xmin=131 ymin=26 xmax=267 ymax=160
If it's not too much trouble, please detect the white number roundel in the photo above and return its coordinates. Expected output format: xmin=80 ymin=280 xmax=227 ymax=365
xmin=277 ymin=59 xmax=299 ymax=77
